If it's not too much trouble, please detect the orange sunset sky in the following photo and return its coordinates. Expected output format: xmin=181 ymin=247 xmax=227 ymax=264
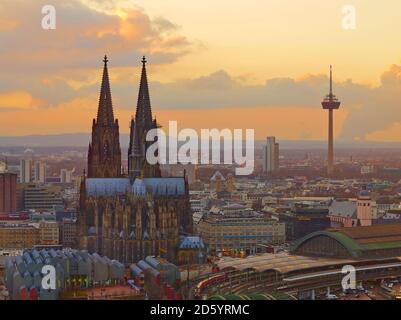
xmin=1 ymin=0 xmax=401 ymax=141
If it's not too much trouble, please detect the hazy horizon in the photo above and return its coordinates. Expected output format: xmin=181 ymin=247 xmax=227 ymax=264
xmin=1 ymin=132 xmax=401 ymax=148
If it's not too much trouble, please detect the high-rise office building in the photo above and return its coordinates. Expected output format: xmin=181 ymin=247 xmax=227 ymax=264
xmin=262 ymin=136 xmax=279 ymax=174
xmin=22 ymin=184 xmax=63 ymax=211
xmin=0 ymin=172 xmax=17 ymax=214
xmin=274 ymin=142 xmax=279 ymax=171
xmin=34 ymin=161 xmax=46 ymax=183
xmin=60 ymin=169 xmax=72 ymax=183
xmin=0 ymin=161 xmax=6 ymax=173
xmin=20 ymin=159 xmax=31 ymax=183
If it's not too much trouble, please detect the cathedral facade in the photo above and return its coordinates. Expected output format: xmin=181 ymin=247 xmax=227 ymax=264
xmin=78 ymin=56 xmax=193 ymax=263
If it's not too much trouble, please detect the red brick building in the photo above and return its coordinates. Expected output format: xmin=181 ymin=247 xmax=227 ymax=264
xmin=0 ymin=172 xmax=17 ymax=214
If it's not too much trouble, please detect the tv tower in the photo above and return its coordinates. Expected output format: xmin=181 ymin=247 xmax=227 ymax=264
xmin=321 ymin=66 xmax=341 ymax=176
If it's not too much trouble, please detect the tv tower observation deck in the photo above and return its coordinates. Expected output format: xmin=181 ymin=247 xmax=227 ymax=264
xmin=321 ymin=66 xmax=341 ymax=176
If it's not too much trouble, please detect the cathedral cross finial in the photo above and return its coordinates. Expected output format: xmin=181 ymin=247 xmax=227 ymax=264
xmin=103 ymin=55 xmax=109 ymax=65
xmin=142 ymin=56 xmax=147 ymax=66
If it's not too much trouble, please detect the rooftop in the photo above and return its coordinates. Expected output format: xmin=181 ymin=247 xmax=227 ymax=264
xmin=329 ymin=200 xmax=357 ymax=218
xmin=217 ymin=252 xmax=355 ymax=274
xmin=291 ymin=224 xmax=401 ymax=259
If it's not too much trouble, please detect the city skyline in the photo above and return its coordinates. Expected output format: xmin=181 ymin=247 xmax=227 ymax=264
xmin=1 ymin=0 xmax=401 ymax=142
xmin=4 ymin=0 xmax=401 ymax=305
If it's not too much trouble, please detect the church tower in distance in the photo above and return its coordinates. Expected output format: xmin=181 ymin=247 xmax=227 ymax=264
xmin=128 ymin=56 xmax=161 ymax=180
xmin=87 ymin=55 xmax=122 ymax=178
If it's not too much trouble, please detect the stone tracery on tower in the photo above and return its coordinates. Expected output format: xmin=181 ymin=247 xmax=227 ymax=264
xmin=87 ymin=55 xmax=122 ymax=178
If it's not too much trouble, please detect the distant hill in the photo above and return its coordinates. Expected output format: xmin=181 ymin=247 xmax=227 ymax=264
xmin=0 ymin=133 xmax=401 ymax=149
xmin=0 ymin=133 xmax=129 ymax=147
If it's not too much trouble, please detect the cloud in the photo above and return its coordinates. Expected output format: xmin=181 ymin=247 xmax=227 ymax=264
xmin=0 ymin=91 xmax=45 ymax=111
xmin=0 ymin=0 xmax=193 ymax=108
xmin=339 ymin=63 xmax=401 ymax=141
xmin=100 ymin=68 xmax=372 ymax=112
xmin=1 ymin=58 xmax=397 ymax=141
xmin=1 ymin=58 xmax=401 ymax=142
xmin=366 ymin=122 xmax=401 ymax=142
xmin=0 ymin=18 xmax=18 ymax=31
xmin=0 ymin=0 xmax=192 ymax=73
xmin=1 ymin=0 xmax=401 ymax=141
xmin=131 ymin=64 xmax=400 ymax=142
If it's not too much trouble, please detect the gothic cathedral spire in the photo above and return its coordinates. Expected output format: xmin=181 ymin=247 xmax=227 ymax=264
xmin=128 ymin=56 xmax=161 ymax=180
xmin=87 ymin=55 xmax=122 ymax=178
xmin=97 ymin=55 xmax=115 ymax=126
xmin=135 ymin=56 xmax=153 ymax=130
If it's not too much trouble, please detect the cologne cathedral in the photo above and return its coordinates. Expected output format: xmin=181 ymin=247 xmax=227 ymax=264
xmin=78 ymin=56 xmax=193 ymax=263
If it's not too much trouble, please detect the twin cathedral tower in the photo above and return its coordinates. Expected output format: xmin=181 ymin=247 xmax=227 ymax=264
xmin=78 ymin=56 xmax=192 ymax=263
xmin=87 ymin=55 xmax=160 ymax=180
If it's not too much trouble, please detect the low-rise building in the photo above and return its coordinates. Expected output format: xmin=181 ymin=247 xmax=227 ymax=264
xmin=3 ymin=248 xmax=124 ymax=300
xmin=197 ymin=207 xmax=285 ymax=255
xmin=279 ymin=206 xmax=331 ymax=241
xmin=0 ymin=222 xmax=39 ymax=249
xmin=177 ymin=236 xmax=207 ymax=265
xmin=59 ymin=218 xmax=77 ymax=248
xmin=329 ymin=200 xmax=357 ymax=227
xmin=39 ymin=220 xmax=59 ymax=245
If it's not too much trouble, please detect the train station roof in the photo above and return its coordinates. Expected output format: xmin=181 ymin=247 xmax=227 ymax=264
xmin=208 ymin=293 xmax=296 ymax=300
xmin=217 ymin=225 xmax=401 ymax=275
xmin=291 ymin=224 xmax=401 ymax=259
xmin=217 ymin=252 xmax=355 ymax=274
